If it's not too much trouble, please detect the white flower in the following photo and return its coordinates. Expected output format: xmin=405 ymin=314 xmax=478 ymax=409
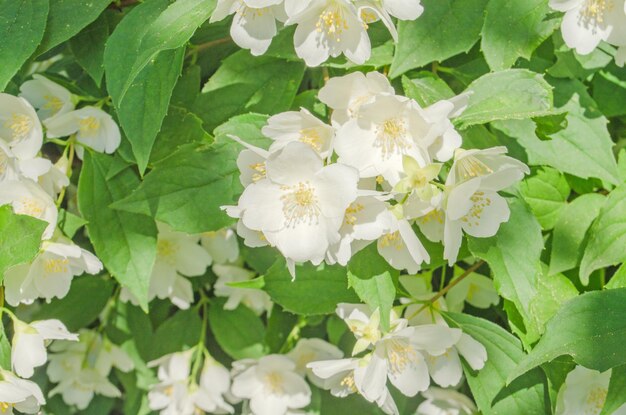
xmin=286 ymin=338 xmax=343 ymax=386
xmin=445 ymin=147 xmax=529 ymax=189
xmin=45 ymin=106 xmax=121 ymax=159
xmin=356 ymin=0 xmax=424 ymax=40
xmin=318 ymin=71 xmax=394 ymax=125
xmin=416 ymin=387 xmax=477 ymax=415
xmin=229 ymin=142 xmax=358 ymax=268
xmin=0 ymin=141 xmax=51 ymax=183
xmin=19 ymin=75 xmax=75 ymax=122
xmin=421 ymin=95 xmax=469 ymax=163
xmin=37 ymin=154 xmax=70 ymax=198
xmin=121 ymin=223 xmax=212 ymax=309
xmin=201 ymin=228 xmax=240 ymax=265
xmin=445 ymin=272 xmax=499 ymax=313
xmin=47 ymin=330 xmax=133 ymax=410
xmin=211 ymin=0 xmax=286 ymax=56
xmin=213 ymin=264 xmax=272 ymax=315
xmin=4 ymin=235 xmax=103 ymax=306
xmin=0 ymin=94 xmax=43 ymax=160
xmin=193 ymin=356 xmax=234 ymax=414
xmin=0 ymin=369 xmax=45 ymax=414
xmin=550 ymin=0 xmax=626 ymax=55
xmin=262 ymin=108 xmax=335 ymax=158
xmin=286 ymin=0 xmax=371 ymax=66
xmin=0 ymin=179 xmax=58 ymax=239
xmin=377 ymin=216 xmax=430 ymax=274
xmin=231 ymin=354 xmax=312 ymax=415
xmin=555 ymin=366 xmax=626 ymax=415
xmin=11 ymin=318 xmax=78 ymax=378
xmin=336 ymin=304 xmax=385 ymax=354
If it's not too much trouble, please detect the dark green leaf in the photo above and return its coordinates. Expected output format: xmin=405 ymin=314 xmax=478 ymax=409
xmin=0 ymin=204 xmax=46 ymax=280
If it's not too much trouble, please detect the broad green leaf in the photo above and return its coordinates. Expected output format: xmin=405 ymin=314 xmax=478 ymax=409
xmin=519 ymin=167 xmax=570 ymax=230
xmin=264 ymin=261 xmax=359 ymax=316
xmin=549 ymin=193 xmax=606 ymax=275
xmin=0 ymin=204 xmax=46 ymax=280
xmin=606 ymin=264 xmax=626 ymax=289
xmin=548 ymin=33 xmax=613 ymax=80
xmin=148 ymin=308 xmax=202 ymax=360
xmin=208 ymin=298 xmax=267 ymax=360
xmin=116 ymin=47 xmax=185 ymax=173
xmin=580 ymin=185 xmax=626 ymax=284
xmin=57 ymin=208 xmax=88 ymax=239
xmin=104 ymin=0 xmax=215 ymax=106
xmin=265 ymin=306 xmax=298 ymax=353
xmin=443 ymin=312 xmax=549 ymax=415
xmin=481 ymin=0 xmax=558 ymax=71
xmin=509 ymin=288 xmax=626 ymax=384
xmin=347 ymin=242 xmax=399 ymax=281
xmin=110 ymin=141 xmax=241 ymax=234
xmin=454 ymin=69 xmax=554 ymax=129
xmin=401 ymin=74 xmax=454 ymax=107
xmin=37 ymin=0 xmax=111 ymax=55
xmin=493 ymin=79 xmax=621 ymax=185
xmin=32 ymin=276 xmax=115 ymax=331
xmin=528 ymin=268 xmax=578 ymax=336
xmin=348 ymin=271 xmax=396 ymax=332
xmin=213 ymin=113 xmax=271 ymax=148
xmin=69 ymin=10 xmax=110 ymax=85
xmin=77 ymin=152 xmax=157 ymax=310
xmin=194 ymin=50 xmax=305 ymax=130
xmin=389 ymin=0 xmax=488 ymax=78
xmin=468 ymin=198 xmax=544 ymax=344
xmin=592 ymin=65 xmax=626 ymax=118
xmin=0 ymin=0 xmax=48 ymax=91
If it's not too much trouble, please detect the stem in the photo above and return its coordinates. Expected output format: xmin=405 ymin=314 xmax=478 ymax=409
xmin=55 ymin=141 xmax=75 ymax=207
xmin=190 ymin=291 xmax=210 ymax=382
xmin=185 ymin=37 xmax=232 ymax=59
xmin=279 ymin=316 xmax=306 ymax=354
xmin=408 ymin=260 xmax=485 ymax=319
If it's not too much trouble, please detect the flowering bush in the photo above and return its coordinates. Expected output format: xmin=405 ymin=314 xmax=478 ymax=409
xmin=0 ymin=0 xmax=626 ymax=414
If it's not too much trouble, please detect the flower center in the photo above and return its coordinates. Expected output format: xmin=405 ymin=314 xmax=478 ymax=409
xmin=379 ymin=231 xmax=403 ymax=250
xmin=417 ymin=209 xmax=444 ymax=225
xmin=376 ymin=118 xmax=409 ymax=158
xmin=5 ymin=114 xmax=32 ymax=143
xmin=280 ymin=182 xmax=321 ymax=227
xmin=344 ymin=202 xmax=364 ymax=225
xmin=79 ymin=116 xmax=100 ymax=136
xmin=387 ymin=339 xmax=418 ymax=374
xmin=317 ymin=5 xmax=349 ymax=41
xmin=43 ymin=94 xmax=64 ymax=112
xmin=44 ymin=258 xmax=70 ymax=274
xmin=299 ymin=128 xmax=323 ymax=152
xmin=581 ymin=0 xmax=613 ymax=24
xmin=585 ymin=387 xmax=607 ymax=414
xmin=461 ymin=191 xmax=492 ymax=227
xmin=15 ymin=197 xmax=44 ymax=217
xmin=339 ymin=373 xmax=358 ymax=393
xmin=455 ymin=155 xmax=494 ymax=180
xmin=360 ymin=8 xmax=378 ymax=24
xmin=0 ymin=402 xmax=14 ymax=414
xmin=157 ymin=239 xmax=179 ymax=265
xmin=249 ymin=162 xmax=266 ymax=182
xmin=264 ymin=371 xmax=284 ymax=394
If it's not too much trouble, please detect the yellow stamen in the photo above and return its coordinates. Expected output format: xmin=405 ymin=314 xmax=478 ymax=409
xmin=280 ymin=182 xmax=321 ymax=227
xmin=44 ymin=258 xmax=70 ymax=274
xmin=5 ymin=114 xmax=32 ymax=143
xmin=79 ymin=116 xmax=100 ymax=136
xmin=375 ymin=118 xmax=409 ymax=158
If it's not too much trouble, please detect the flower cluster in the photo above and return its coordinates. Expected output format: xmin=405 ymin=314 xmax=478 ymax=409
xmin=210 ymin=0 xmax=424 ymax=66
xmin=226 ymin=72 xmax=529 ymax=277
xmin=550 ymin=0 xmax=626 ymax=65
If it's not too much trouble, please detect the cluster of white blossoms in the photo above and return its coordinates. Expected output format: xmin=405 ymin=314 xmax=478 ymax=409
xmin=550 ymin=0 xmax=626 ymax=65
xmin=226 ymin=71 xmax=529 ymax=277
xmin=210 ymin=0 xmax=424 ymax=66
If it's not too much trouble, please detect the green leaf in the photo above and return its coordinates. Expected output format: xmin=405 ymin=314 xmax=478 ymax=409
xmin=213 ymin=113 xmax=270 ymax=148
xmin=0 ymin=323 xmax=11 ymax=370
xmin=0 ymin=204 xmax=46 ymax=280
xmin=347 ymin=242 xmax=399 ymax=281
xmin=389 ymin=0 xmax=488 ymax=78
xmin=104 ymin=0 xmax=215 ymax=106
xmin=528 ymin=268 xmax=578 ymax=336
xmin=606 ymin=264 xmax=626 ymax=290
xmin=600 ymin=365 xmax=626 ymax=415
xmin=454 ymin=69 xmax=554 ymax=129
xmin=493 ymin=79 xmax=621 ymax=185
xmin=57 ymin=208 xmax=88 ymax=239
xmin=401 ymin=74 xmax=454 ymax=107
xmin=468 ymin=198 xmax=544 ymax=345
xmin=519 ymin=167 xmax=570 ymax=230
xmin=116 ymin=47 xmax=185 ymax=173
xmin=77 ymin=152 xmax=157 ymax=310
xmin=508 ymin=288 xmax=626 ymax=384
xmin=592 ymin=66 xmax=626 ymax=118
xmin=549 ymin=193 xmax=606 ymax=275
xmin=194 ymin=50 xmax=305 ymax=131
xmin=348 ymin=272 xmax=396 ymax=332
xmin=148 ymin=308 xmax=202 ymax=360
xmin=37 ymin=0 xmax=111 ymax=55
xmin=111 ymin=141 xmax=241 ymax=234
xmin=264 ymin=261 xmax=359 ymax=316
xmin=208 ymin=298 xmax=267 ymax=360
xmin=443 ymin=312 xmax=549 ymax=414
xmin=0 ymin=0 xmax=49 ymax=91
xmin=69 ymin=10 xmax=110 ymax=85
xmin=481 ymin=0 xmax=558 ymax=71
xmin=32 ymin=276 xmax=115 ymax=331
xmin=580 ymin=185 xmax=626 ymax=285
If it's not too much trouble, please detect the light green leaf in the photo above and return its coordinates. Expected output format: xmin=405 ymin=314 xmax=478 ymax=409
xmin=519 ymin=167 xmax=570 ymax=230
xmin=57 ymin=208 xmax=88 ymax=239
xmin=454 ymin=69 xmax=554 ymax=129
xmin=580 ymin=185 xmax=626 ymax=284
xmin=549 ymin=193 xmax=606 ymax=275
xmin=0 ymin=204 xmax=46 ymax=280
xmin=37 ymin=0 xmax=111 ymax=55
xmin=528 ymin=268 xmax=578 ymax=336
xmin=509 ymin=288 xmax=626 ymax=384
xmin=468 ymin=198 xmax=544 ymax=345
xmin=69 ymin=10 xmax=110 ymax=85
xmin=77 ymin=152 xmax=157 ymax=311
xmin=0 ymin=324 xmax=10 ymax=370
xmin=401 ymin=74 xmax=454 ymax=107
xmin=606 ymin=264 xmax=626 ymax=290
xmin=348 ymin=271 xmax=396 ymax=332
xmin=194 ymin=50 xmax=305 ymax=131
xmin=0 ymin=0 xmax=49 ymax=91
xmin=111 ymin=141 xmax=241 ymax=234
xmin=264 ymin=261 xmax=359 ymax=316
xmin=481 ymin=0 xmax=558 ymax=71
xmin=389 ymin=0 xmax=488 ymax=78
xmin=208 ymin=298 xmax=267 ymax=360
xmin=443 ymin=312 xmax=549 ymax=414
